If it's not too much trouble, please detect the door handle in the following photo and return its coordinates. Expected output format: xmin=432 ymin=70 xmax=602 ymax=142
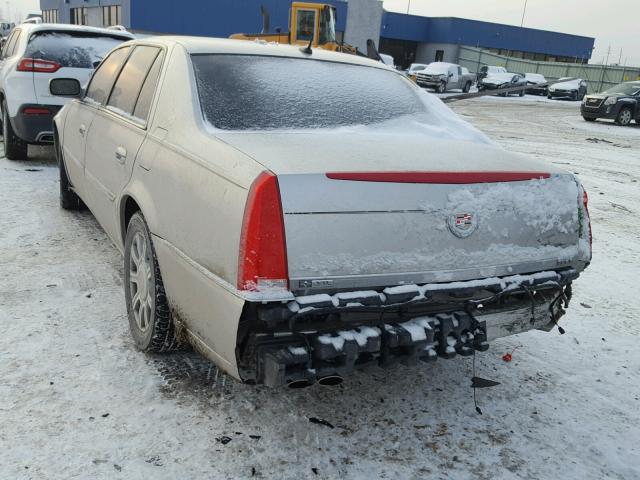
xmin=115 ymin=146 xmax=127 ymax=164
xmin=79 ymin=124 xmax=86 ymax=136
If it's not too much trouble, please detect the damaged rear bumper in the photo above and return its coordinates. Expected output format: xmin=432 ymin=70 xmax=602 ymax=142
xmin=236 ymin=269 xmax=577 ymax=387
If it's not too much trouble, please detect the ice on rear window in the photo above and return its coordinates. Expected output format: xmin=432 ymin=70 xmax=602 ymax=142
xmin=191 ymin=55 xmax=426 ymax=131
xmin=25 ymin=31 xmax=128 ymax=69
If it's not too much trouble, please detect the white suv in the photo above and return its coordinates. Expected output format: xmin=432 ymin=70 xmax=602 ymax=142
xmin=0 ymin=23 xmax=133 ymax=159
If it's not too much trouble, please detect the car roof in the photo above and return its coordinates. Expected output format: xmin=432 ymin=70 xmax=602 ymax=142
xmin=135 ymin=36 xmax=389 ymax=70
xmin=16 ymin=22 xmax=135 ymax=39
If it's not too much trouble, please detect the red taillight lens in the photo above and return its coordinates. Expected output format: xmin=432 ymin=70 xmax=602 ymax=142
xmin=583 ymin=189 xmax=592 ymax=248
xmin=237 ymin=172 xmax=289 ymax=291
xmin=17 ymin=58 xmax=61 ymax=73
xmin=23 ymin=107 xmax=50 ymax=116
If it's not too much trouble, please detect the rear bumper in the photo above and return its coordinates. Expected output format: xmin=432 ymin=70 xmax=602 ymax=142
xmin=10 ymin=104 xmax=61 ymax=144
xmin=526 ymin=86 xmax=548 ymax=95
xmin=238 ymin=269 xmax=577 ymax=386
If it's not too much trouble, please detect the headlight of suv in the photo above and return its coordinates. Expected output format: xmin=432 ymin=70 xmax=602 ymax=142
xmin=604 ymin=97 xmax=617 ymax=106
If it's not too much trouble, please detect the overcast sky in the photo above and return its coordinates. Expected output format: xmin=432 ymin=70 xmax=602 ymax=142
xmin=7 ymin=0 xmax=640 ymax=66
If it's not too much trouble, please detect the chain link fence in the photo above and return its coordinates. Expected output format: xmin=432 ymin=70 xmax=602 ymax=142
xmin=457 ymin=46 xmax=640 ymax=94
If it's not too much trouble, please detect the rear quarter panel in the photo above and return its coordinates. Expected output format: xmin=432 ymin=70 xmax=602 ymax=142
xmin=124 ymin=45 xmax=265 ymax=372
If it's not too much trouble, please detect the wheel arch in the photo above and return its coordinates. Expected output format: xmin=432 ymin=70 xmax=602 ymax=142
xmin=119 ymin=183 xmax=160 ymax=248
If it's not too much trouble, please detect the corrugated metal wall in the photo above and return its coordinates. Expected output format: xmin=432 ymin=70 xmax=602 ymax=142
xmin=458 ymin=46 xmax=640 ymax=93
xmin=130 ymin=0 xmax=347 ymax=37
xmin=381 ymin=12 xmax=595 ymax=61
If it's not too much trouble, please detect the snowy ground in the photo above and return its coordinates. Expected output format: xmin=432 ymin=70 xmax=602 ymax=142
xmin=1 ymin=100 xmax=639 ymax=480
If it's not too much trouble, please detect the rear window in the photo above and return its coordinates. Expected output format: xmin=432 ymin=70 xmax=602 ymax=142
xmin=25 ymin=31 xmax=129 ymax=69
xmin=191 ymin=55 xmax=425 ymax=131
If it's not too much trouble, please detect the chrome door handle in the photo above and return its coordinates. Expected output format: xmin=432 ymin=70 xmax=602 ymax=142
xmin=115 ymin=146 xmax=127 ymax=164
xmin=79 ymin=124 xmax=86 ymax=136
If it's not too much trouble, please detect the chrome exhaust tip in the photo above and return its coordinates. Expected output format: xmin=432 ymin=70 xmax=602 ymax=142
xmin=287 ymin=379 xmax=313 ymax=389
xmin=317 ymin=375 xmax=344 ymax=386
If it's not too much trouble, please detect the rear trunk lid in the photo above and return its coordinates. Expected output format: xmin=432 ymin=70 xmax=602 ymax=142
xmin=218 ymin=132 xmax=586 ymax=293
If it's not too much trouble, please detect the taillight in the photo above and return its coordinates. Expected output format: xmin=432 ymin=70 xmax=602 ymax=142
xmin=17 ymin=58 xmax=61 ymax=73
xmin=237 ymin=172 xmax=289 ymax=291
xmin=23 ymin=107 xmax=50 ymax=116
xmin=583 ymin=189 xmax=592 ymax=249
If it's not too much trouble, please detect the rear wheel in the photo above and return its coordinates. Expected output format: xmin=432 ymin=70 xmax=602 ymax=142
xmin=462 ymin=81 xmax=471 ymax=93
xmin=2 ymin=100 xmax=28 ymax=160
xmin=519 ymin=88 xmax=525 ymax=97
xmin=616 ymin=107 xmax=633 ymax=126
xmin=124 ymin=212 xmax=180 ymax=353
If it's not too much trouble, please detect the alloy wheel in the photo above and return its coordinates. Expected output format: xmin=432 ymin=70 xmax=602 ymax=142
xmin=128 ymin=231 xmax=155 ymax=332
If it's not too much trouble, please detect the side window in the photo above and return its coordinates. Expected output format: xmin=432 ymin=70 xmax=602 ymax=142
xmin=1 ymin=31 xmax=15 ymax=58
xmin=457 ymin=66 xmax=462 ymax=76
xmin=107 ymin=46 xmax=160 ymax=117
xmin=296 ymin=9 xmax=316 ymax=42
xmin=133 ymin=51 xmax=165 ymax=121
xmin=4 ymin=30 xmax=20 ymax=58
xmin=85 ymin=46 xmax=131 ymax=105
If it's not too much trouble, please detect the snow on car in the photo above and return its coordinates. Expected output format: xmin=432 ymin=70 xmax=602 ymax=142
xmin=53 ymin=36 xmax=592 ymax=388
xmin=548 ymin=77 xmax=588 ymax=101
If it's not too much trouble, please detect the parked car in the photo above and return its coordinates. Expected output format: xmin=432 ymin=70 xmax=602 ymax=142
xmin=581 ymin=81 xmax=640 ymax=126
xmin=548 ymin=78 xmax=587 ymax=101
xmin=0 ymin=23 xmax=133 ymax=159
xmin=477 ymin=65 xmax=507 ymax=83
xmin=406 ymin=62 xmax=428 ymax=81
xmin=524 ymin=73 xmax=548 ymax=95
xmin=53 ymin=37 xmax=591 ymax=388
xmin=379 ymin=53 xmax=395 ymax=69
xmin=479 ymin=72 xmax=527 ymax=96
xmin=415 ymin=62 xmax=475 ymax=93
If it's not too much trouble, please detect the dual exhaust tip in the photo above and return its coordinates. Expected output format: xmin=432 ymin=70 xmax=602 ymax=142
xmin=287 ymin=374 xmax=344 ymax=389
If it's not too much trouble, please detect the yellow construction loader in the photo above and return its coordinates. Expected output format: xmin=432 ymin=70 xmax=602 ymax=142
xmin=230 ymin=2 xmax=358 ymax=54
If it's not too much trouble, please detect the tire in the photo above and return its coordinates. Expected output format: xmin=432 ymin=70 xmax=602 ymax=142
xmin=124 ymin=212 xmax=180 ymax=353
xmin=583 ymin=116 xmax=596 ymax=122
xmin=547 ymin=94 xmax=552 ymax=100
xmin=519 ymin=88 xmax=525 ymax=97
xmin=437 ymin=81 xmax=446 ymax=94
xmin=578 ymin=90 xmax=586 ymax=101
xmin=2 ymin=100 xmax=28 ymax=160
xmin=615 ymin=107 xmax=633 ymax=126
xmin=55 ymin=134 xmax=85 ymax=210
xmin=463 ymin=81 xmax=471 ymax=93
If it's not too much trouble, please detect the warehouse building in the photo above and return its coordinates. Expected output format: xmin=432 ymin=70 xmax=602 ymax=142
xmin=39 ymin=0 xmax=595 ymax=68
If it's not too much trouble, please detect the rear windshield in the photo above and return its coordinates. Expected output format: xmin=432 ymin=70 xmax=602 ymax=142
xmin=25 ymin=31 xmax=129 ymax=69
xmin=191 ymin=55 xmax=426 ymax=131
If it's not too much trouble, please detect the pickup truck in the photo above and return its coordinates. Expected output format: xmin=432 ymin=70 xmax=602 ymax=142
xmin=415 ymin=62 xmax=476 ymax=93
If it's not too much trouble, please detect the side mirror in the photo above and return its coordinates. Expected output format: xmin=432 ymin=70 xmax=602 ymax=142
xmin=50 ymin=78 xmax=82 ymax=97
xmin=448 ymin=72 xmax=453 ymax=78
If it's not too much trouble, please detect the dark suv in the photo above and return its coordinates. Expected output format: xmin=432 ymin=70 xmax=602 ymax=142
xmin=581 ymin=81 xmax=640 ymax=126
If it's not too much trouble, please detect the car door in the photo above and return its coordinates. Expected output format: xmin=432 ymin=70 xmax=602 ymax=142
xmin=449 ymin=66 xmax=459 ymax=86
xmin=62 ymin=46 xmax=131 ymax=198
xmin=84 ymin=45 xmax=163 ymax=242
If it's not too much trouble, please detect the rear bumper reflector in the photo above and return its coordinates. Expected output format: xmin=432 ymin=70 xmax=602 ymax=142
xmin=326 ymin=171 xmax=551 ymax=184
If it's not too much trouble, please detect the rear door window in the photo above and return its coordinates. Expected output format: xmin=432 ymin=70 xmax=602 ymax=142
xmin=133 ymin=51 xmax=165 ymax=121
xmin=4 ymin=29 xmax=20 ymax=58
xmin=25 ymin=31 xmax=129 ymax=69
xmin=85 ymin=46 xmax=131 ymax=105
xmin=107 ymin=46 xmax=160 ymax=119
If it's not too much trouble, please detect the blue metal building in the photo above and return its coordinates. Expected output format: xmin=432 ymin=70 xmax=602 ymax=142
xmin=39 ymin=0 xmax=595 ymax=67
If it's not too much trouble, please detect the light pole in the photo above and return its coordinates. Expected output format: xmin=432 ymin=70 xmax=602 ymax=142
xmin=407 ymin=0 xmax=412 ymax=15
xmin=520 ymin=0 xmax=528 ymax=27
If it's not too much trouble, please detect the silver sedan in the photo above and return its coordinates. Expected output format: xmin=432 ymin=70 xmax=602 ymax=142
xmin=53 ymin=37 xmax=591 ymax=388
